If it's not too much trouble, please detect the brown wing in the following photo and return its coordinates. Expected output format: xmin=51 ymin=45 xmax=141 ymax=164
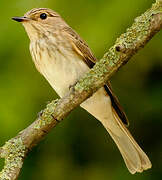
xmin=104 ymin=83 xmax=129 ymax=126
xmin=63 ymin=26 xmax=129 ymax=126
xmin=62 ymin=26 xmax=96 ymax=68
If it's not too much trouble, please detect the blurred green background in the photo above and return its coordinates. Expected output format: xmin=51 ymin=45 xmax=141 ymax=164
xmin=0 ymin=0 xmax=162 ymax=179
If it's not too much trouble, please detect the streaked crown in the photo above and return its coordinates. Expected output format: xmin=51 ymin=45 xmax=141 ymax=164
xmin=17 ymin=8 xmax=68 ymax=41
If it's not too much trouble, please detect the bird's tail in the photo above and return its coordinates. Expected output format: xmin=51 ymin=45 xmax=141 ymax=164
xmin=102 ymin=108 xmax=152 ymax=174
xmin=81 ymin=87 xmax=151 ymax=174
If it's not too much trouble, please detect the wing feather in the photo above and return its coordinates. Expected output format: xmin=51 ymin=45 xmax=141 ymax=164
xmin=62 ymin=26 xmax=96 ymax=68
xmin=62 ymin=26 xmax=129 ymax=125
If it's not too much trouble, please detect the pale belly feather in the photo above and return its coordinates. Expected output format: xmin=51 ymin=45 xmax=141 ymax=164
xmin=30 ymin=39 xmax=90 ymax=97
xmin=30 ymin=38 xmax=116 ymax=130
xmin=30 ymin=38 xmax=116 ymax=127
xmin=28 ymin=28 xmax=151 ymax=173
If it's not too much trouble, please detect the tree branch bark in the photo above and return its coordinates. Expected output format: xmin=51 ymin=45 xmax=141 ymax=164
xmin=1 ymin=1 xmax=162 ymax=179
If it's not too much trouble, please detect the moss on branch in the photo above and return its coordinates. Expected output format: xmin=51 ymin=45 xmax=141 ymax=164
xmin=0 ymin=1 xmax=162 ymax=179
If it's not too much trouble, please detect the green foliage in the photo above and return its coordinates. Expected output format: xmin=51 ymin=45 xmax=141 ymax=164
xmin=0 ymin=0 xmax=162 ymax=179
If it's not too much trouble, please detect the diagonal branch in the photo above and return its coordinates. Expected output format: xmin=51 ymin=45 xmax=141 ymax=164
xmin=0 ymin=1 xmax=162 ymax=179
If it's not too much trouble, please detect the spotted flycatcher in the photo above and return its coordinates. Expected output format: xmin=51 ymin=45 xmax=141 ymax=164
xmin=12 ymin=8 xmax=151 ymax=174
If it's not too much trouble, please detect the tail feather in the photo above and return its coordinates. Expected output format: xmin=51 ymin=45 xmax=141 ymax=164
xmin=81 ymin=87 xmax=151 ymax=174
xmin=104 ymin=109 xmax=152 ymax=174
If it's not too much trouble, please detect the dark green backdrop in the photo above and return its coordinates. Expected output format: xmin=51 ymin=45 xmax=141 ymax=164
xmin=0 ymin=0 xmax=162 ymax=179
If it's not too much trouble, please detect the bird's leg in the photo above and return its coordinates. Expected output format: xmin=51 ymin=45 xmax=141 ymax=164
xmin=37 ymin=110 xmax=44 ymax=118
xmin=69 ymin=80 xmax=78 ymax=91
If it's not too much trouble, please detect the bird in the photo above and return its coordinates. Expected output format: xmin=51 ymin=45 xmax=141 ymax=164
xmin=12 ymin=8 xmax=151 ymax=174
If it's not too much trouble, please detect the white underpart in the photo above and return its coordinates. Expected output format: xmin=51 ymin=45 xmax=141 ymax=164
xmin=29 ymin=33 xmax=151 ymax=174
xmin=30 ymin=37 xmax=89 ymax=97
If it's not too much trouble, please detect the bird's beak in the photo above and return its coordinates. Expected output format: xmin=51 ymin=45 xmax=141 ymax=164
xmin=12 ymin=16 xmax=30 ymax=22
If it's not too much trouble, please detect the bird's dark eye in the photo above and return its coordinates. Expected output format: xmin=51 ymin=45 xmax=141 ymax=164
xmin=40 ymin=13 xmax=47 ymax=20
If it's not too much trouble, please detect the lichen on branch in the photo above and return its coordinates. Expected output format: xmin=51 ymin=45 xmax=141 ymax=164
xmin=0 ymin=1 xmax=162 ymax=179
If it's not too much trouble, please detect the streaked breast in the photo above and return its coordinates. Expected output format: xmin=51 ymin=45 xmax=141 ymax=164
xmin=30 ymin=36 xmax=90 ymax=97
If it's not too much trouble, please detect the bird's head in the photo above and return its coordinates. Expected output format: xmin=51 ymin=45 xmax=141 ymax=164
xmin=12 ymin=8 xmax=66 ymax=41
